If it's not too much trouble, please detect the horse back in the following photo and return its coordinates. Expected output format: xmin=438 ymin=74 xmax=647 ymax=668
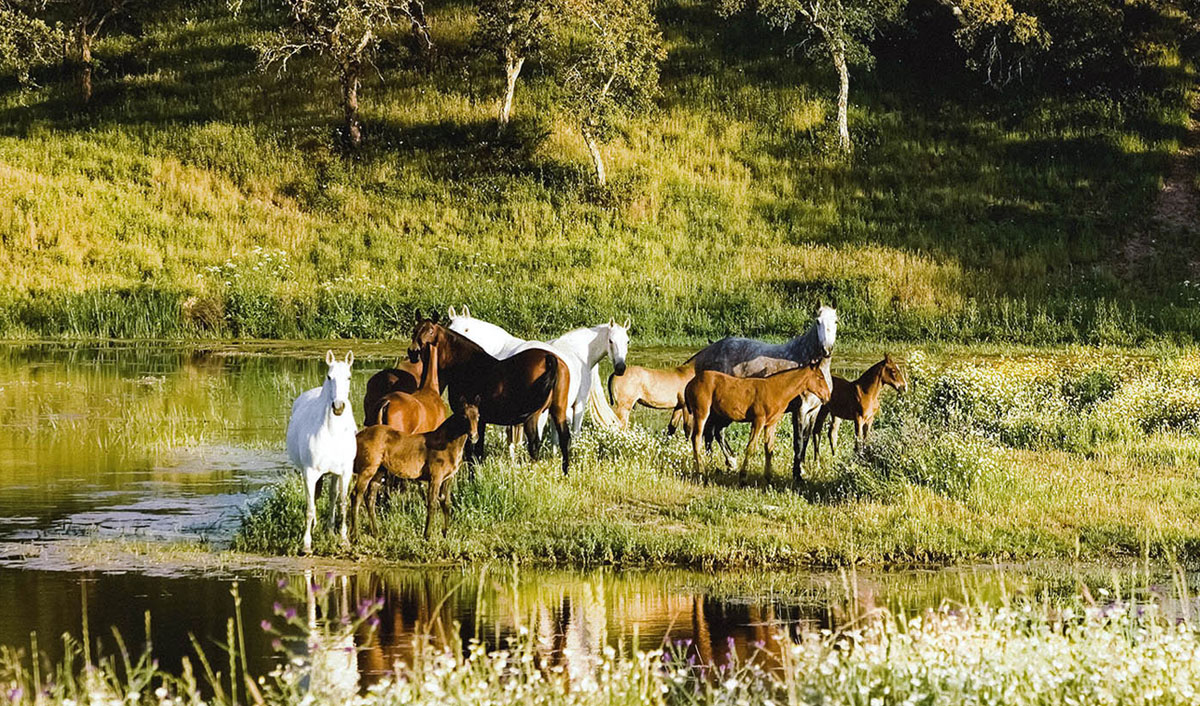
xmin=691 ymin=337 xmax=795 ymax=377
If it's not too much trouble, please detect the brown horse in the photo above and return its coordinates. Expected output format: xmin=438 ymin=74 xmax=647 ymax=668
xmin=686 ymin=367 xmax=830 ymax=483
xmin=352 ymin=404 xmax=480 ymax=539
xmin=375 ymin=343 xmax=447 ymax=432
xmin=607 ymin=363 xmax=695 ymax=435
xmin=813 ymin=355 xmax=907 ymax=457
xmin=363 ymin=357 xmax=424 ymax=426
xmin=409 ymin=316 xmax=573 ymax=476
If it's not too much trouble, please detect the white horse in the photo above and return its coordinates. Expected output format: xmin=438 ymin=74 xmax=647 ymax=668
xmin=447 ymin=306 xmax=630 ymax=435
xmin=286 ymin=350 xmax=357 ymax=554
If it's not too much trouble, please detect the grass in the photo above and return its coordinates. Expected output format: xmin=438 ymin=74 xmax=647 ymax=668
xmin=6 ymin=574 xmax=1200 ymax=705
xmin=0 ymin=1 xmax=1196 ymax=342
xmin=236 ymin=347 xmax=1200 ymax=568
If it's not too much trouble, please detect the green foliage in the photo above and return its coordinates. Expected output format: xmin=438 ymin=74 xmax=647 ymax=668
xmin=0 ymin=2 xmax=64 ymax=88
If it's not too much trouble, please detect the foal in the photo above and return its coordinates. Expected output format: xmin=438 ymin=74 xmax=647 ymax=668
xmin=352 ymin=404 xmax=480 ymax=540
xmin=686 ymin=367 xmax=830 ymax=483
xmin=813 ymin=355 xmax=907 ymax=457
xmin=375 ymin=343 xmax=447 ymax=433
xmin=608 ymin=363 xmax=695 ymax=435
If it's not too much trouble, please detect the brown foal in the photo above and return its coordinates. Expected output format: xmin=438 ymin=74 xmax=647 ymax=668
xmin=813 ymin=355 xmax=907 ymax=457
xmin=685 ymin=367 xmax=831 ymax=483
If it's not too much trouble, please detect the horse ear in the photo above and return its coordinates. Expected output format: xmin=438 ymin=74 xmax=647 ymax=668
xmin=345 ymin=351 xmax=354 ymax=366
xmin=325 ymin=349 xmax=335 ymax=365
xmin=623 ymin=317 xmax=631 ymax=330
xmin=463 ymin=304 xmax=471 ymax=318
xmin=448 ymin=306 xmax=456 ymax=318
xmin=608 ymin=317 xmax=615 ymax=327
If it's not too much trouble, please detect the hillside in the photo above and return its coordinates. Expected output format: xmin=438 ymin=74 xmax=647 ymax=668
xmin=0 ymin=0 xmax=1196 ymax=343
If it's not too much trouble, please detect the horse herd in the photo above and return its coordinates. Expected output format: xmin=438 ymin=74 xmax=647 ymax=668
xmin=284 ymin=306 xmax=907 ymax=554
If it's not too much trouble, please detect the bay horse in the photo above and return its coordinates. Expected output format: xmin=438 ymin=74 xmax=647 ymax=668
xmin=286 ymin=350 xmax=357 ymax=554
xmin=685 ymin=366 xmax=831 ymax=483
xmin=688 ymin=306 xmax=837 ymax=483
xmin=813 ymin=355 xmax=907 ymax=457
xmin=409 ymin=316 xmax=573 ymax=475
xmin=363 ymin=357 xmax=424 ymax=426
xmin=374 ymin=342 xmax=447 ymax=432
xmin=352 ymin=403 xmax=480 ymax=539
xmin=447 ymin=307 xmax=630 ymax=435
xmin=608 ymin=363 xmax=695 ymax=435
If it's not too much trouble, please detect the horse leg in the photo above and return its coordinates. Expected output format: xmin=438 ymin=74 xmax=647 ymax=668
xmin=424 ymin=478 xmax=438 ymax=541
xmin=854 ymin=417 xmax=866 ymax=454
xmin=556 ymin=419 xmax=572 ymax=477
xmin=828 ymin=418 xmax=839 ymax=458
xmin=738 ymin=421 xmax=763 ymax=485
xmin=716 ymin=426 xmax=737 ymax=471
xmin=764 ymin=423 xmax=779 ymax=482
xmin=337 ymin=470 xmax=352 ymax=548
xmin=667 ymin=406 xmax=684 ymax=436
xmin=303 ymin=469 xmax=319 ymax=555
xmin=812 ymin=409 xmax=826 ymax=462
xmin=466 ymin=423 xmax=486 ymax=480
xmin=691 ymin=412 xmax=708 ymax=476
xmin=524 ymin=414 xmax=543 ymax=460
xmin=440 ymin=479 xmax=452 ymax=537
xmin=790 ymin=402 xmax=806 ymax=484
xmin=367 ymin=477 xmax=384 ymax=535
xmin=507 ymin=425 xmax=522 ymax=463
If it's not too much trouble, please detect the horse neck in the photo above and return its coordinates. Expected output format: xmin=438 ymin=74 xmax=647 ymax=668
xmin=855 ymin=360 xmax=888 ymax=399
xmin=558 ymin=326 xmax=605 ymax=367
xmin=433 ymin=414 xmax=470 ymax=444
xmin=436 ymin=327 xmax=495 ymax=387
xmin=420 ymin=345 xmax=439 ymax=391
xmin=313 ymin=379 xmax=338 ymax=427
xmin=785 ymin=322 xmax=823 ymax=361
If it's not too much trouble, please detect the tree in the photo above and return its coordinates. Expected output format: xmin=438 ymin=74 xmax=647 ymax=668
xmin=257 ymin=0 xmax=432 ymax=148
xmin=939 ymin=0 xmax=1049 ymax=87
xmin=56 ymin=0 xmax=131 ymax=103
xmin=722 ymin=0 xmax=905 ymax=153
xmin=559 ymin=0 xmax=664 ymax=186
xmin=475 ymin=0 xmax=553 ymax=131
xmin=0 ymin=1 xmax=64 ymax=88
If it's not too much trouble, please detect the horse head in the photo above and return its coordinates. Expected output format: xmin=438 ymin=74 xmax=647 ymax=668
xmin=463 ymin=397 xmax=481 ymax=444
xmin=323 ymin=349 xmax=354 ymax=416
xmin=882 ymin=353 xmax=907 ymax=393
xmin=606 ymin=317 xmax=631 ymax=375
xmin=409 ymin=316 xmax=440 ymax=363
xmin=815 ymin=306 xmax=838 ymax=357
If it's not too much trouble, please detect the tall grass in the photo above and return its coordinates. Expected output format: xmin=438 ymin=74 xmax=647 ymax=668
xmin=0 ymin=1 xmax=1195 ymax=343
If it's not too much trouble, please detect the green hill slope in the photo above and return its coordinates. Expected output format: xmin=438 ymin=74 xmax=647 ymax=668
xmin=0 ymin=0 xmax=1195 ymax=343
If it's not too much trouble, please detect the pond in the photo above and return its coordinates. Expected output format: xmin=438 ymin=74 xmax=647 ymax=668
xmin=0 ymin=341 xmax=1169 ymax=685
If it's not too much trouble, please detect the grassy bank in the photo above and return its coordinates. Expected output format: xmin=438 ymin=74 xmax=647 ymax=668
xmin=0 ymin=1 xmax=1197 ymax=343
xmin=5 ymin=578 xmax=1200 ymax=705
xmin=236 ymin=348 xmax=1200 ymax=568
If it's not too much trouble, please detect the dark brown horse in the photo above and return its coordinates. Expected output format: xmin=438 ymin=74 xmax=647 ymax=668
xmin=409 ymin=316 xmax=573 ymax=476
xmin=813 ymin=355 xmax=907 ymax=457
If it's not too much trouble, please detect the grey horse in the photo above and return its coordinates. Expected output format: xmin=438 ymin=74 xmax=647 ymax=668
xmin=687 ymin=306 xmax=837 ymax=483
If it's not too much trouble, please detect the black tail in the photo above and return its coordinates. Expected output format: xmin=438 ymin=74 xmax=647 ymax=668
xmin=529 ymin=353 xmax=558 ymax=410
xmin=607 ymin=371 xmax=616 ymax=405
xmin=377 ymin=399 xmax=389 ymax=426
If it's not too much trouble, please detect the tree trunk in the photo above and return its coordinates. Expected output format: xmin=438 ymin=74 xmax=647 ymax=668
xmin=582 ymin=124 xmax=606 ymax=186
xmin=341 ymin=61 xmax=362 ymax=148
xmin=498 ymin=52 xmax=524 ymax=131
xmin=831 ymin=39 xmax=850 ymax=153
xmin=77 ymin=23 xmax=92 ymax=104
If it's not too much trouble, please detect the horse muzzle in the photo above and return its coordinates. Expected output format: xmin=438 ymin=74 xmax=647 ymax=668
xmin=332 ymin=401 xmax=346 ymax=416
xmin=613 ymin=361 xmax=627 ymax=375
xmin=407 ymin=347 xmax=420 ymax=363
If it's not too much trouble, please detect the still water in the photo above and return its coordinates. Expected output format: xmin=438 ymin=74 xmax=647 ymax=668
xmin=0 ymin=341 xmax=1150 ymax=683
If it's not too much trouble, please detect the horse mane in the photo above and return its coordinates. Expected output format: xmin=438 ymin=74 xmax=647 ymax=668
xmin=854 ymin=358 xmax=889 ymax=386
xmin=433 ymin=323 xmax=497 ymax=364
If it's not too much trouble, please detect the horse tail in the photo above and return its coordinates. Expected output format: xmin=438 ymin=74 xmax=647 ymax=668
xmin=530 ymin=353 xmax=558 ymax=408
xmin=377 ymin=399 xmax=389 ymax=426
xmin=607 ymin=371 xmax=616 ymax=405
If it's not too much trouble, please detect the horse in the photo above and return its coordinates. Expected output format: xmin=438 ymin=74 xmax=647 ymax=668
xmin=813 ymin=355 xmax=907 ymax=457
xmin=607 ymin=363 xmax=695 ymax=435
xmin=685 ymin=366 xmax=831 ymax=483
xmin=286 ymin=350 xmax=358 ymax=554
xmin=687 ymin=306 xmax=837 ymax=483
xmin=447 ymin=306 xmax=629 ymax=438
xmin=352 ymin=403 xmax=480 ymax=539
xmin=409 ymin=316 xmax=573 ymax=475
xmin=374 ymin=342 xmax=447 ymax=432
xmin=363 ymin=357 xmax=423 ymax=426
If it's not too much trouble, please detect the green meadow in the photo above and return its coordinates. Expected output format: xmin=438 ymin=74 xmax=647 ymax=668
xmin=0 ymin=0 xmax=1196 ymax=342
